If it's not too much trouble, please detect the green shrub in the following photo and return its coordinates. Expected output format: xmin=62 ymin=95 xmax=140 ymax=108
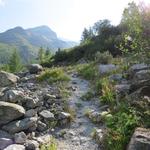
xmin=38 ymin=68 xmax=70 ymax=83
xmin=95 ymin=51 xmax=113 ymax=64
xmin=77 ymin=63 xmax=99 ymax=80
xmin=104 ymin=104 xmax=139 ymax=150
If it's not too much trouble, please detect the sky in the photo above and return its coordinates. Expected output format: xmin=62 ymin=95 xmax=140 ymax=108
xmin=0 ymin=0 xmax=149 ymax=41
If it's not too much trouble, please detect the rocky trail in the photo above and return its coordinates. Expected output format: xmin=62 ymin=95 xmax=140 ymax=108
xmin=55 ymin=74 xmax=102 ymax=150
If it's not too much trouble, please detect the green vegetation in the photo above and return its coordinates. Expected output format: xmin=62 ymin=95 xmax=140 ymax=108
xmin=40 ymin=138 xmax=57 ymax=150
xmin=0 ymin=49 xmax=23 ymax=73
xmin=38 ymin=67 xmax=70 ymax=84
xmin=104 ymin=103 xmax=139 ymax=150
xmin=77 ymin=63 xmax=99 ymax=80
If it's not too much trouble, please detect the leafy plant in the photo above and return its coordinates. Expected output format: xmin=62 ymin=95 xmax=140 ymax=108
xmin=104 ymin=103 xmax=139 ymax=150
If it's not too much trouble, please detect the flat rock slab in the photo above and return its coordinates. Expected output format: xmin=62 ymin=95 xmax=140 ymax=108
xmin=0 ymin=101 xmax=25 ymax=126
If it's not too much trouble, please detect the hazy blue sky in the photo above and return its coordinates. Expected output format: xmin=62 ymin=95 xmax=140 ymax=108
xmin=0 ymin=0 xmax=149 ymax=41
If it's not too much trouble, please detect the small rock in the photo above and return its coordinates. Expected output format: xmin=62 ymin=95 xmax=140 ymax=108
xmin=4 ymin=144 xmax=25 ymax=150
xmin=25 ymin=109 xmax=37 ymax=118
xmin=14 ymin=132 xmax=27 ymax=144
xmin=37 ymin=121 xmax=47 ymax=132
xmin=0 ymin=138 xmax=13 ymax=150
xmin=25 ymin=97 xmax=41 ymax=109
xmin=0 ymin=71 xmax=19 ymax=87
xmin=39 ymin=110 xmax=55 ymax=121
xmin=25 ymin=140 xmax=39 ymax=150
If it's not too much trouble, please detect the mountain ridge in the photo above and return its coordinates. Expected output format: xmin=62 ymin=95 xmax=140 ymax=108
xmin=0 ymin=26 xmax=77 ymax=63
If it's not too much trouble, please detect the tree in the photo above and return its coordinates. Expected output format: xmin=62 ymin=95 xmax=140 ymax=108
xmin=120 ymin=2 xmax=143 ymax=53
xmin=93 ymin=19 xmax=111 ymax=35
xmin=9 ymin=49 xmax=22 ymax=73
xmin=38 ymin=47 xmax=45 ymax=63
xmin=81 ymin=27 xmax=94 ymax=43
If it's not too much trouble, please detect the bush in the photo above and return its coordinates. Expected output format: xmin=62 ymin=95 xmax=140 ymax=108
xmin=95 ymin=51 xmax=113 ymax=64
xmin=38 ymin=68 xmax=70 ymax=84
xmin=104 ymin=103 xmax=139 ymax=150
xmin=77 ymin=63 xmax=99 ymax=80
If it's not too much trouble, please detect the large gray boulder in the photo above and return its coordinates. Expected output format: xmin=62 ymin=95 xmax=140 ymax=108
xmin=99 ymin=64 xmax=118 ymax=75
xmin=2 ymin=117 xmax=37 ymax=134
xmin=128 ymin=128 xmax=150 ymax=150
xmin=128 ymin=64 xmax=150 ymax=79
xmin=0 ymin=101 xmax=25 ymax=126
xmin=133 ymin=70 xmax=150 ymax=81
xmin=0 ymin=71 xmax=19 ymax=87
xmin=28 ymin=64 xmax=43 ymax=74
xmin=4 ymin=144 xmax=25 ymax=150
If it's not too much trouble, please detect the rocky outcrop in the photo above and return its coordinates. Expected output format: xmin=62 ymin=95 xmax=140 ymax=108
xmin=128 ymin=128 xmax=150 ymax=150
xmin=0 ymin=69 xmax=71 ymax=149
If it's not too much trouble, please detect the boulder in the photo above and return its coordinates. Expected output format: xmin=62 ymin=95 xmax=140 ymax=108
xmin=0 ymin=101 xmax=25 ymax=126
xmin=0 ymin=130 xmax=12 ymax=139
xmin=0 ymin=71 xmax=19 ymax=87
xmin=109 ymin=74 xmax=123 ymax=82
xmin=128 ymin=86 xmax=150 ymax=102
xmin=4 ymin=144 xmax=25 ymax=150
xmin=0 ymin=138 xmax=13 ymax=150
xmin=128 ymin=128 xmax=150 ymax=150
xmin=99 ymin=64 xmax=118 ymax=75
xmin=1 ymin=90 xmax=24 ymax=103
xmin=28 ymin=64 xmax=43 ymax=74
xmin=130 ymin=79 xmax=150 ymax=93
xmin=39 ymin=110 xmax=55 ymax=121
xmin=128 ymin=64 xmax=149 ymax=78
xmin=115 ymin=84 xmax=131 ymax=97
xmin=25 ymin=140 xmax=39 ymax=150
xmin=2 ymin=117 xmax=37 ymax=134
xmin=133 ymin=70 xmax=150 ymax=81
xmin=14 ymin=132 xmax=27 ymax=144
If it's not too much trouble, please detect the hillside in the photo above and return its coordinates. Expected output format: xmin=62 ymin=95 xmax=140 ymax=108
xmin=0 ymin=26 xmax=77 ymax=63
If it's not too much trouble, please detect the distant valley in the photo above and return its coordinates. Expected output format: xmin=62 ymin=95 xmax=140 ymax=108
xmin=0 ymin=26 xmax=77 ymax=63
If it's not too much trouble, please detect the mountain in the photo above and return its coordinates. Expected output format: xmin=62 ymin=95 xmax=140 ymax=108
xmin=0 ymin=26 xmax=77 ymax=63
